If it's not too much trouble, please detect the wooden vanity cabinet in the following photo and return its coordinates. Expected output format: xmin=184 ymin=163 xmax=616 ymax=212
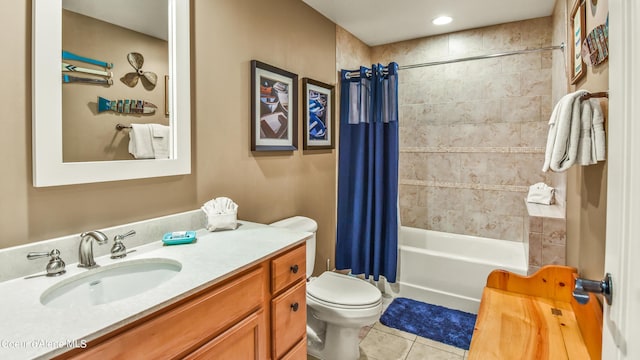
xmin=270 ymin=244 xmax=307 ymax=359
xmin=56 ymin=243 xmax=306 ymax=360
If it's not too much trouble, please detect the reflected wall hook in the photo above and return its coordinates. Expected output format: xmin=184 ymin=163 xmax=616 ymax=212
xmin=573 ymin=273 xmax=612 ymax=305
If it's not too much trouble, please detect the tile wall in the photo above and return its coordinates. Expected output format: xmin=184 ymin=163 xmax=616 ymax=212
xmin=372 ymin=17 xmax=564 ymax=243
xmin=527 ymin=215 xmax=567 ymax=274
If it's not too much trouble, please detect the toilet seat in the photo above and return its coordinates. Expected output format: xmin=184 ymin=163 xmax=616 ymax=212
xmin=307 ymin=272 xmax=381 ymax=309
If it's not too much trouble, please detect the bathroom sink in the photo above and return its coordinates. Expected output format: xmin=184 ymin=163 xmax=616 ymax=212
xmin=40 ymin=258 xmax=182 ymax=308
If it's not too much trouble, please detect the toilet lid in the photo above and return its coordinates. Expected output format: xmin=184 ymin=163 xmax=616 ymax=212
xmin=307 ymin=272 xmax=381 ymax=307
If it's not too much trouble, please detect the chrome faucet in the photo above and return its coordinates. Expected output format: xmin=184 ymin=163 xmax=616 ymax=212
xmin=78 ymin=230 xmax=108 ymax=268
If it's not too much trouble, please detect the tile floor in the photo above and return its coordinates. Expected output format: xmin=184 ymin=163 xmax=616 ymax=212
xmin=307 ymin=321 xmax=469 ymax=360
xmin=308 ymin=295 xmax=470 ymax=360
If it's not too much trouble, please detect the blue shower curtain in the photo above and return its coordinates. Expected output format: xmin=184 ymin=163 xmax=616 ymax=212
xmin=336 ymin=63 xmax=399 ymax=283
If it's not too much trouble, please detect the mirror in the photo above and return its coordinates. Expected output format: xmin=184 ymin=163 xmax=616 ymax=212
xmin=33 ymin=0 xmax=190 ymax=187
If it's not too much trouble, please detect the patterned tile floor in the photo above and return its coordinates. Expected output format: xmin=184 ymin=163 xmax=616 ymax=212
xmin=308 ymin=295 xmax=470 ymax=360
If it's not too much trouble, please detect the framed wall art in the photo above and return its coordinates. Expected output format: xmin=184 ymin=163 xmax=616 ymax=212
xmin=570 ymin=0 xmax=586 ymax=84
xmin=250 ymin=60 xmax=298 ymax=151
xmin=302 ymin=78 xmax=334 ymax=150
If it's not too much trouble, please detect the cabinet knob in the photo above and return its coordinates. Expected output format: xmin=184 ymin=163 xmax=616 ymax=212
xmin=291 ymin=302 xmax=299 ymax=312
xmin=290 ymin=264 xmax=299 ymax=274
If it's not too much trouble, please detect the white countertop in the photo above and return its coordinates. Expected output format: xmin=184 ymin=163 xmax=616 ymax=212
xmin=0 ymin=221 xmax=310 ymax=360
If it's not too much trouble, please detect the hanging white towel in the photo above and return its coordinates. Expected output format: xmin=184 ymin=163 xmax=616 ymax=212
xmin=151 ymin=124 xmax=170 ymax=159
xmin=542 ymin=90 xmax=588 ymax=172
xmin=128 ymin=124 xmax=154 ymax=159
xmin=577 ymin=99 xmax=596 ymax=166
xmin=590 ymin=99 xmax=606 ymax=161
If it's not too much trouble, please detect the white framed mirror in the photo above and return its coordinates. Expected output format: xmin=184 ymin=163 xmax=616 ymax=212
xmin=32 ymin=0 xmax=190 ymax=187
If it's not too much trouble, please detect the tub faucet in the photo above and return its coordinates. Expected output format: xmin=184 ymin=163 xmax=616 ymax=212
xmin=78 ymin=230 xmax=108 ymax=268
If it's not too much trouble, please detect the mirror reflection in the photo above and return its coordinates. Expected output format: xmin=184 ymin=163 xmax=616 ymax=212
xmin=61 ymin=0 xmax=169 ymax=162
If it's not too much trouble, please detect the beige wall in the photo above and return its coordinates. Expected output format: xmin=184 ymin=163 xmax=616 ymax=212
xmin=62 ymin=10 xmax=169 ymax=162
xmin=372 ymin=18 xmax=559 ymax=243
xmin=559 ymin=0 xmax=609 ymax=279
xmin=1 ymin=0 xmax=337 ymax=278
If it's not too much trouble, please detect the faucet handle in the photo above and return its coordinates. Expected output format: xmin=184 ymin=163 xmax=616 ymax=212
xmin=111 ymin=230 xmax=136 ymax=259
xmin=114 ymin=229 xmax=136 ymax=241
xmin=27 ymin=249 xmax=66 ymax=277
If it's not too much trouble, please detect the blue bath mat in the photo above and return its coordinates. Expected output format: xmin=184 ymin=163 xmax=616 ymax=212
xmin=380 ymin=297 xmax=477 ymax=350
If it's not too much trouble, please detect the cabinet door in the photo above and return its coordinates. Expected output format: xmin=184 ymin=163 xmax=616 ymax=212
xmin=185 ymin=310 xmax=266 ymax=360
xmin=272 ymin=281 xmax=306 ymax=359
xmin=279 ymin=338 xmax=307 ymax=360
xmin=271 ymin=244 xmax=306 ymax=294
xmin=62 ymin=267 xmax=265 ymax=359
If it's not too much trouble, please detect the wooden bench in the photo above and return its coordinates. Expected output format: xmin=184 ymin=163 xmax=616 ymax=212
xmin=468 ymin=265 xmax=603 ymax=360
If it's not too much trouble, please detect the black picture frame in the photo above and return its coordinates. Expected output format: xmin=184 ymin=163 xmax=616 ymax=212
xmin=302 ymin=78 xmax=335 ymax=150
xmin=570 ymin=0 xmax=587 ymax=84
xmin=250 ymin=60 xmax=298 ymax=151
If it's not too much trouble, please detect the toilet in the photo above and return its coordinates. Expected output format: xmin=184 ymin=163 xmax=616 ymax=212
xmin=270 ymin=216 xmax=382 ymax=360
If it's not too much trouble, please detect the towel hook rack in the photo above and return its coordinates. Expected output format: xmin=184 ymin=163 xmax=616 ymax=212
xmin=116 ymin=124 xmax=132 ymax=130
xmin=580 ymin=91 xmax=609 ymax=101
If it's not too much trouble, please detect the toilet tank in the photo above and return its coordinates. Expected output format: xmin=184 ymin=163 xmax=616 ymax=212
xmin=270 ymin=216 xmax=317 ymax=277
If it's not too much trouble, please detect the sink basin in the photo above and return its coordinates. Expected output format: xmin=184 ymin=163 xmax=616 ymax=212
xmin=41 ymin=258 xmax=182 ymax=308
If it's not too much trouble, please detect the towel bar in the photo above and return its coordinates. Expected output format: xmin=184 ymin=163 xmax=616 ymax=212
xmin=580 ymin=91 xmax=608 ymax=100
xmin=116 ymin=124 xmax=132 ymax=130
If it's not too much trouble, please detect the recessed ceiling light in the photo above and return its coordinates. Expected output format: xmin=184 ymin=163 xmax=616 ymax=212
xmin=432 ymin=16 xmax=452 ymax=25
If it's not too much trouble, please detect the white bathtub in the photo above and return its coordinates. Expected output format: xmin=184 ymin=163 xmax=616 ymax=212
xmin=384 ymin=226 xmax=528 ymax=314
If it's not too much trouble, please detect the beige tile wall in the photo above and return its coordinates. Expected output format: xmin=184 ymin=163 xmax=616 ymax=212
xmin=373 ymin=17 xmax=558 ymax=242
xmin=528 ymin=216 xmax=567 ymax=274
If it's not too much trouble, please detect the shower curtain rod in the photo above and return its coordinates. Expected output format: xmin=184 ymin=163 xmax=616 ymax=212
xmin=345 ymin=43 xmax=565 ymax=79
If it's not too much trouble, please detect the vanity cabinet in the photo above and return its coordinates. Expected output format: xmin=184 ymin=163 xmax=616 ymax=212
xmin=270 ymin=244 xmax=307 ymax=359
xmin=55 ymin=243 xmax=306 ymax=360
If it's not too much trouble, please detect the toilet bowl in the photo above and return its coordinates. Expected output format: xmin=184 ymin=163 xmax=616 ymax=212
xmin=270 ymin=216 xmax=383 ymax=360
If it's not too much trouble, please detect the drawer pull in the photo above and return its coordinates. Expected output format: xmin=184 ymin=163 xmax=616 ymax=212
xmin=291 ymin=302 xmax=299 ymax=312
xmin=290 ymin=264 xmax=299 ymax=274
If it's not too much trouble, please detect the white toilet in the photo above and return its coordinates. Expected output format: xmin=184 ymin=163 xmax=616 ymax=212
xmin=270 ymin=216 xmax=383 ymax=360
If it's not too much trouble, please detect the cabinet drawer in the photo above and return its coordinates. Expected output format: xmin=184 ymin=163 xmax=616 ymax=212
xmin=279 ymin=338 xmax=307 ymax=360
xmin=67 ymin=267 xmax=265 ymax=359
xmin=271 ymin=244 xmax=306 ymax=294
xmin=184 ymin=310 xmax=266 ymax=360
xmin=271 ymin=281 xmax=306 ymax=359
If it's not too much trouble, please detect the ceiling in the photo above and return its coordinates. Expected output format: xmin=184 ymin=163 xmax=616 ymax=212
xmin=302 ymin=0 xmax=557 ymax=46
xmin=63 ymin=0 xmax=168 ymax=41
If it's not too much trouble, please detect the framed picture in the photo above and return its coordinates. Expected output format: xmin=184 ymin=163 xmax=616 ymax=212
xmin=302 ymin=78 xmax=334 ymax=150
xmin=570 ymin=0 xmax=586 ymax=84
xmin=250 ymin=60 xmax=298 ymax=151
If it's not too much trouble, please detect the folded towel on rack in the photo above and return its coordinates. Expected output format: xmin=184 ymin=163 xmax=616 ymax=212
xmin=577 ymin=99 xmax=597 ymax=166
xmin=591 ymin=99 xmax=606 ymax=161
xmin=542 ymin=90 xmax=588 ymax=172
xmin=128 ymin=124 xmax=155 ymax=159
xmin=150 ymin=124 xmax=170 ymax=159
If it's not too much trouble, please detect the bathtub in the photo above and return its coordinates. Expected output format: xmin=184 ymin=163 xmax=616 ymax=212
xmin=383 ymin=226 xmax=528 ymax=314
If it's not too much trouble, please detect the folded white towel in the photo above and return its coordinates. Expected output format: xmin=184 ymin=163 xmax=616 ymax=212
xmin=577 ymin=99 xmax=596 ymax=166
xmin=128 ymin=124 xmax=155 ymax=159
xmin=542 ymin=90 xmax=588 ymax=172
xmin=201 ymin=197 xmax=239 ymax=231
xmin=151 ymin=124 xmax=170 ymax=159
xmin=590 ymin=99 xmax=606 ymax=161
xmin=527 ymin=182 xmax=555 ymax=205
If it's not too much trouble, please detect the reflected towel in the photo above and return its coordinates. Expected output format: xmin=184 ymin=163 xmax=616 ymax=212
xmin=128 ymin=124 xmax=154 ymax=159
xmin=151 ymin=124 xmax=170 ymax=159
